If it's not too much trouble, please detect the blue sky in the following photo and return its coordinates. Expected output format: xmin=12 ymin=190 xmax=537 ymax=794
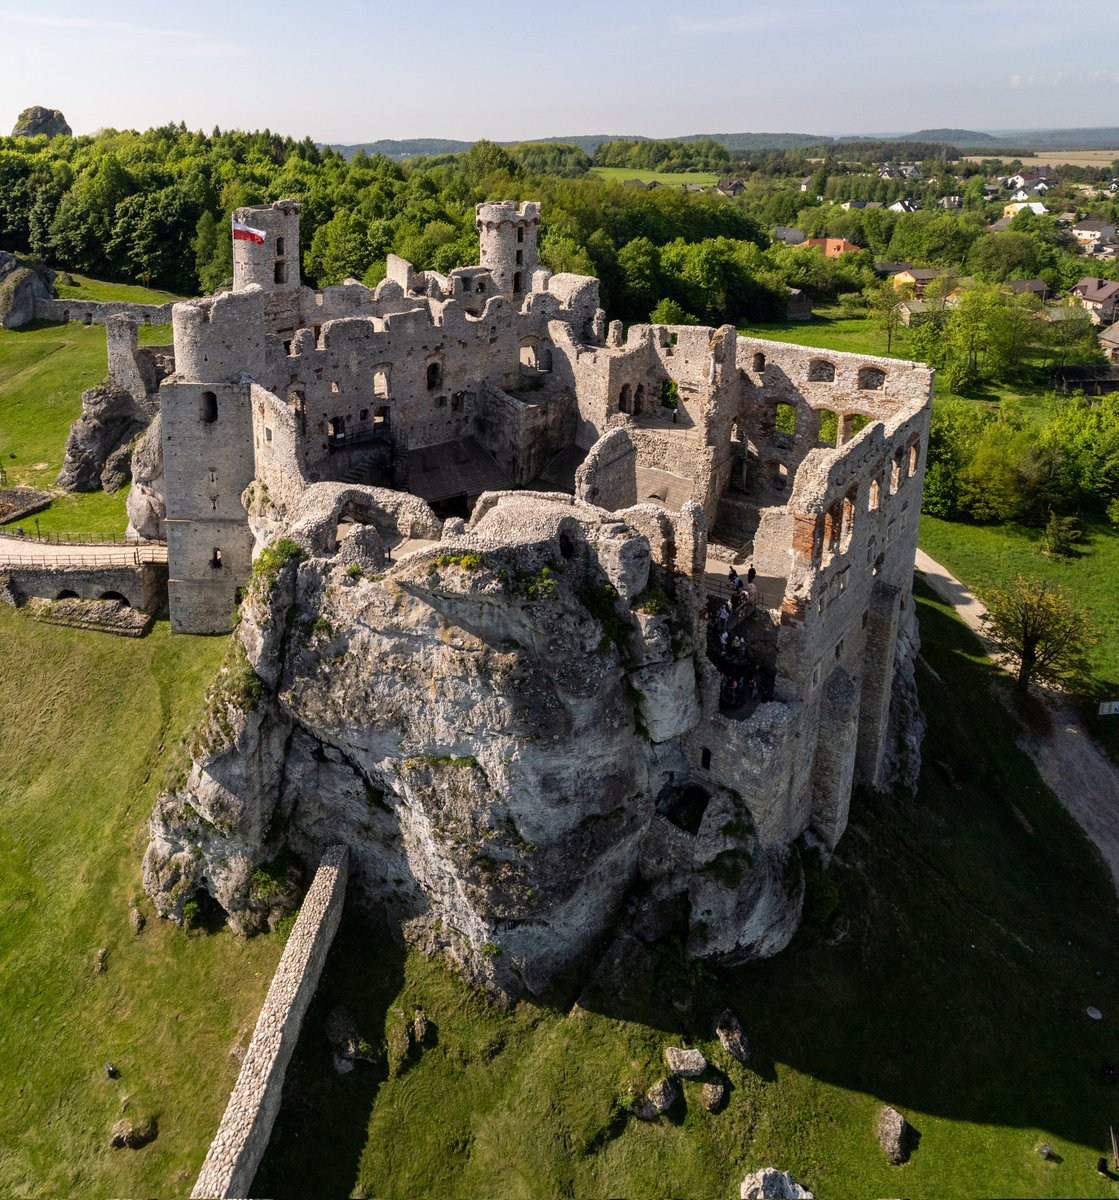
xmin=2 ymin=0 xmax=1117 ymax=141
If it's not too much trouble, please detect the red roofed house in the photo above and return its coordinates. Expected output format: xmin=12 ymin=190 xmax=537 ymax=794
xmin=802 ymin=237 xmax=862 ymax=258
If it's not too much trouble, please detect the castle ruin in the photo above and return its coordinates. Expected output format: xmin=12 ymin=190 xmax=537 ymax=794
xmin=139 ymin=199 xmax=933 ymax=993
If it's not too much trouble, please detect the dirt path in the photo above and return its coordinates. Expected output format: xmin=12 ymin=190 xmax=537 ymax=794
xmin=915 ymin=549 xmax=1119 ymax=897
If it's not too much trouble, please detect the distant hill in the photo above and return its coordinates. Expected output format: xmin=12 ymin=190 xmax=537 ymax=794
xmin=325 ymin=126 xmax=1119 ymax=163
xmin=988 ymin=126 xmax=1119 ymax=150
xmin=902 ymin=128 xmax=995 ymax=144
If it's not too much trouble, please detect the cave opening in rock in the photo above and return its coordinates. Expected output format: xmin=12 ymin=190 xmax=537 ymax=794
xmin=659 ymin=784 xmax=711 ymax=836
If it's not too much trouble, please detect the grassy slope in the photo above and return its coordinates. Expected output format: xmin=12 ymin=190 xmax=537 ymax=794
xmin=254 ymin=583 xmax=1119 ymax=1200
xmin=0 ymin=314 xmax=171 ymax=534
xmin=0 ymin=610 xmax=286 ymax=1197
xmin=590 ymin=167 xmax=721 ymax=186
xmin=52 ymin=272 xmax=182 ymax=305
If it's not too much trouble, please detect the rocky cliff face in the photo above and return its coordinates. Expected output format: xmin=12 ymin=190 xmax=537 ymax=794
xmin=56 ymin=384 xmax=150 ymax=492
xmin=144 ymin=492 xmax=805 ymax=996
xmin=12 ymin=106 xmax=71 ymax=137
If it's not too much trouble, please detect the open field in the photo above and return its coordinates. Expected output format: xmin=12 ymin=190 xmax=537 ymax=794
xmin=590 ymin=167 xmax=721 ymax=186
xmin=51 ymin=272 xmax=183 ymax=305
xmin=254 ymin=582 xmax=1119 ymax=1200
xmin=0 ymin=609 xmax=288 ymax=1197
xmin=964 ymin=150 xmax=1119 ymax=170
xmin=0 ymin=310 xmax=170 ymax=533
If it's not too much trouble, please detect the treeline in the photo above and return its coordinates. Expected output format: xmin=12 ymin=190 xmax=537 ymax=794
xmin=594 ymin=138 xmax=733 ymax=172
xmin=926 ymin=393 xmax=1119 ymax=527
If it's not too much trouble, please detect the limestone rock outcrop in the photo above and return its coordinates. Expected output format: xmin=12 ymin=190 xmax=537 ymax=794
xmin=56 ymin=385 xmax=149 ymax=492
xmin=126 ymin=415 xmax=166 ymax=539
xmin=144 ymin=490 xmax=806 ymax=996
xmin=0 ymin=252 xmax=53 ymax=329
xmin=12 ymin=106 xmax=71 ymax=138
xmin=876 ymin=1103 xmax=914 ymax=1164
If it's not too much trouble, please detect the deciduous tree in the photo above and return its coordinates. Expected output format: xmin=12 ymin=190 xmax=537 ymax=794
xmin=979 ymin=575 xmax=1096 ymax=692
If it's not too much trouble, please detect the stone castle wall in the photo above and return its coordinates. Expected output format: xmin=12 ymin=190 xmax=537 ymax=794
xmin=190 ymin=846 xmax=349 ymax=1200
xmin=34 ymin=298 xmax=173 ymax=325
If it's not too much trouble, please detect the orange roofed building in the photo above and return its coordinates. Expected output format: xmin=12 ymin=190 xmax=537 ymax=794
xmin=802 ymin=237 xmax=863 ymax=258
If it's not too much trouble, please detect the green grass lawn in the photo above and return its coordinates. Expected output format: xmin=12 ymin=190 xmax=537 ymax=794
xmin=920 ymin=514 xmax=1119 ymax=759
xmin=738 ymin=304 xmax=909 ymax=359
xmin=51 ymin=272 xmax=182 ymax=305
xmin=0 ymin=318 xmax=170 ymax=533
xmin=590 ymin=167 xmax=721 ymax=187
xmin=0 ymin=609 xmax=286 ymax=1197
xmin=254 ymin=582 xmax=1119 ymax=1200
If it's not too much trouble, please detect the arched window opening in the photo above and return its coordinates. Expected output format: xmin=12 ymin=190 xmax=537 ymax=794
xmin=274 ymin=262 xmax=287 ymax=285
xmin=427 ymin=361 xmax=443 ymax=390
xmin=908 ymin=441 xmax=919 ymax=476
xmin=700 ymin=747 xmax=712 ymax=770
xmin=539 ymin=346 xmax=553 ymax=372
xmin=99 ymin=591 xmax=128 ymax=604
xmin=752 ymin=351 xmax=766 ymax=373
xmin=276 ymin=236 xmax=285 ymax=257
xmin=210 ymin=548 xmax=223 ymax=570
xmin=807 ymin=358 xmax=836 ymax=383
xmin=55 ymin=589 xmax=79 ymax=600
xmin=619 ymin=383 xmax=632 ymax=413
xmin=858 ymin=366 xmax=886 ymax=390
xmin=817 ymin=409 xmax=839 ymax=448
xmin=374 ymin=405 xmax=390 ymax=429
xmin=634 ymin=383 xmax=645 ymax=414
xmin=775 ymin=402 xmax=797 ymax=437
xmin=840 ymin=486 xmax=857 ymax=553
xmin=559 ymin=532 xmax=575 ymax=560
xmin=373 ymin=366 xmax=390 ymax=399
xmin=512 ymin=271 xmax=523 ymax=294
xmin=200 ymin=391 xmax=218 ymax=424
xmin=869 ymin=475 xmax=881 ymax=511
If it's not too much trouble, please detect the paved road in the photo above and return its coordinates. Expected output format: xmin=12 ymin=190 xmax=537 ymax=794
xmin=915 ymin=549 xmax=1119 ymax=898
xmin=0 ymin=533 xmax=168 ymax=566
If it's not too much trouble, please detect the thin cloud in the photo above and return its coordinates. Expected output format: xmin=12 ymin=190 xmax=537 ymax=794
xmin=0 ymin=10 xmax=239 ymax=56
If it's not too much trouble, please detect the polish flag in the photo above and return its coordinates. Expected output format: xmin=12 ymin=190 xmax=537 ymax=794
xmin=232 ymin=220 xmax=267 ymax=244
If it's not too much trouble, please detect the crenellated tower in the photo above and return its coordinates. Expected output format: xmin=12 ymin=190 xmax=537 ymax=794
xmin=476 ymin=201 xmax=540 ymax=297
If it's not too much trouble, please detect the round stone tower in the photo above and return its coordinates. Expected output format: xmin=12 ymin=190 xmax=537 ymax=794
xmin=232 ymin=199 xmax=301 ymax=294
xmin=476 ymin=201 xmax=540 ymax=297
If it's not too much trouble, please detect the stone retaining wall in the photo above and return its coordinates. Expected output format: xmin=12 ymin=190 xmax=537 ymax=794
xmin=190 ymin=845 xmax=349 ymax=1200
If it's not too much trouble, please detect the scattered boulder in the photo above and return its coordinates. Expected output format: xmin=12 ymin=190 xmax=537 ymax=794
xmin=699 ymin=1072 xmax=727 ymax=1113
xmin=739 ymin=1167 xmax=814 ymax=1198
xmin=632 ymin=1076 xmax=679 ymax=1121
xmin=93 ymin=948 xmax=108 ymax=975
xmin=109 ymin=1115 xmax=157 ymax=1150
xmin=12 ymin=106 xmax=72 ymax=138
xmin=716 ymin=1008 xmax=750 ymax=1063
xmin=103 ymin=1061 xmax=118 ymax=1079
xmin=413 ymin=1008 xmax=429 ymax=1044
xmin=876 ymin=1104 xmax=913 ymax=1165
xmin=665 ymin=1046 xmax=707 ymax=1077
xmin=128 ymin=906 xmax=145 ymax=935
xmin=324 ymin=1005 xmax=361 ymax=1060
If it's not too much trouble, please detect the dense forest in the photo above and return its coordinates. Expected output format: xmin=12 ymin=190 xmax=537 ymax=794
xmin=2 ymin=123 xmax=1118 ymax=526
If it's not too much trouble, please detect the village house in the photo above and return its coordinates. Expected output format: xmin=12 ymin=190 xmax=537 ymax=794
xmin=1072 ymin=219 xmax=1118 ymax=249
xmin=802 ymin=237 xmax=862 ymax=258
xmin=1098 ymin=319 xmax=1119 ymax=362
xmin=1071 ymin=276 xmax=1119 ymax=324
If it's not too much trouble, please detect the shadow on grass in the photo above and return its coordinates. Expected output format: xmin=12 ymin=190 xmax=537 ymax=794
xmin=252 ymin=580 xmax=1119 ymax=1196
xmin=251 ymin=915 xmax=406 ymax=1199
